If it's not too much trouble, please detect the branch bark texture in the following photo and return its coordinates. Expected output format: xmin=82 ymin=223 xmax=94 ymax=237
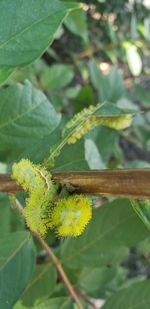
xmin=0 ymin=169 xmax=150 ymax=199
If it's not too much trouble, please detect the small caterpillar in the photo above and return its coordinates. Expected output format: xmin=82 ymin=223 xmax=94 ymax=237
xmin=12 ymin=159 xmax=92 ymax=237
xmin=45 ymin=103 xmax=133 ymax=168
xmin=62 ymin=103 xmax=133 ymax=144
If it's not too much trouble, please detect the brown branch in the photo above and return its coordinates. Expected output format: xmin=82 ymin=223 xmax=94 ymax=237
xmin=2 ymin=168 xmax=150 ymax=199
xmin=75 ymin=288 xmax=98 ymax=309
xmin=15 ymin=199 xmax=83 ymax=309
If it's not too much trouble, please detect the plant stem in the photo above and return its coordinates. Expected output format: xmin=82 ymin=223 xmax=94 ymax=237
xmin=33 ymin=233 xmax=83 ymax=309
xmin=15 ymin=199 xmax=83 ymax=309
xmin=75 ymin=288 xmax=98 ymax=309
xmin=2 ymin=169 xmax=150 ymax=199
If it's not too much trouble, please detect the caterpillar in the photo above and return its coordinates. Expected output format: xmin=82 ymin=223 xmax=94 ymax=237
xmin=49 ymin=195 xmax=92 ymax=237
xmin=62 ymin=103 xmax=133 ymax=144
xmin=45 ymin=103 xmax=133 ymax=168
xmin=12 ymin=159 xmax=57 ymax=236
xmin=12 ymin=159 xmax=92 ymax=237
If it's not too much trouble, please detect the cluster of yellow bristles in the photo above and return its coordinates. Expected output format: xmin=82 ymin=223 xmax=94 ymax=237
xmin=12 ymin=159 xmax=92 ymax=237
xmin=50 ymin=195 xmax=92 ymax=237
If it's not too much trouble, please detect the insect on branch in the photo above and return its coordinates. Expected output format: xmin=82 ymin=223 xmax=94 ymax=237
xmin=0 ymin=169 xmax=150 ymax=199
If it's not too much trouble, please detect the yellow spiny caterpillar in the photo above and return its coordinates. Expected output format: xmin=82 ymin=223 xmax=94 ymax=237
xmin=12 ymin=159 xmax=57 ymax=236
xmin=49 ymin=195 xmax=92 ymax=237
xmin=62 ymin=103 xmax=133 ymax=144
xmin=12 ymin=159 xmax=92 ymax=237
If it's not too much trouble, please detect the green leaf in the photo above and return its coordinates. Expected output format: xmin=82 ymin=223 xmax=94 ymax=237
xmin=144 ymin=18 xmax=150 ymax=41
xmin=131 ymin=200 xmax=150 ymax=230
xmin=13 ymin=302 xmax=28 ymax=309
xmin=64 ymin=86 xmax=81 ymax=99
xmin=89 ymin=59 xmax=125 ymax=102
xmin=130 ymin=14 xmax=138 ymax=40
xmin=85 ymin=139 xmax=105 ymax=169
xmin=73 ymin=85 xmax=96 ymax=113
xmin=102 ymin=280 xmax=150 ymax=309
xmin=89 ymin=58 xmax=108 ymax=101
xmin=107 ymin=66 xmax=125 ymax=103
xmin=20 ymin=129 xmax=61 ymax=164
xmin=125 ymin=44 xmax=142 ymax=77
xmin=0 ymin=194 xmax=24 ymax=237
xmin=64 ymin=8 xmax=88 ymax=42
xmin=0 ymin=231 xmax=36 ymax=309
xmin=9 ymin=59 xmax=46 ymax=86
xmin=22 ymin=263 xmax=57 ymax=307
xmin=0 ymin=81 xmax=61 ymax=162
xmin=88 ymin=126 xmax=120 ymax=163
xmin=133 ymin=83 xmax=150 ymax=107
xmin=77 ymin=266 xmax=127 ymax=298
xmin=60 ymin=199 xmax=149 ymax=268
xmin=0 ymin=68 xmax=13 ymax=85
xmin=53 ymin=140 xmax=89 ymax=171
xmin=125 ymin=160 xmax=150 ymax=169
xmin=33 ymin=297 xmax=73 ymax=309
xmin=41 ymin=64 xmax=74 ymax=90
xmin=0 ymin=194 xmax=14 ymax=237
xmin=0 ymin=0 xmax=78 ymax=72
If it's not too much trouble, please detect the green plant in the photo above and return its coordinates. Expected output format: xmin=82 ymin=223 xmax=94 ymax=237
xmin=0 ymin=1 xmax=150 ymax=309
